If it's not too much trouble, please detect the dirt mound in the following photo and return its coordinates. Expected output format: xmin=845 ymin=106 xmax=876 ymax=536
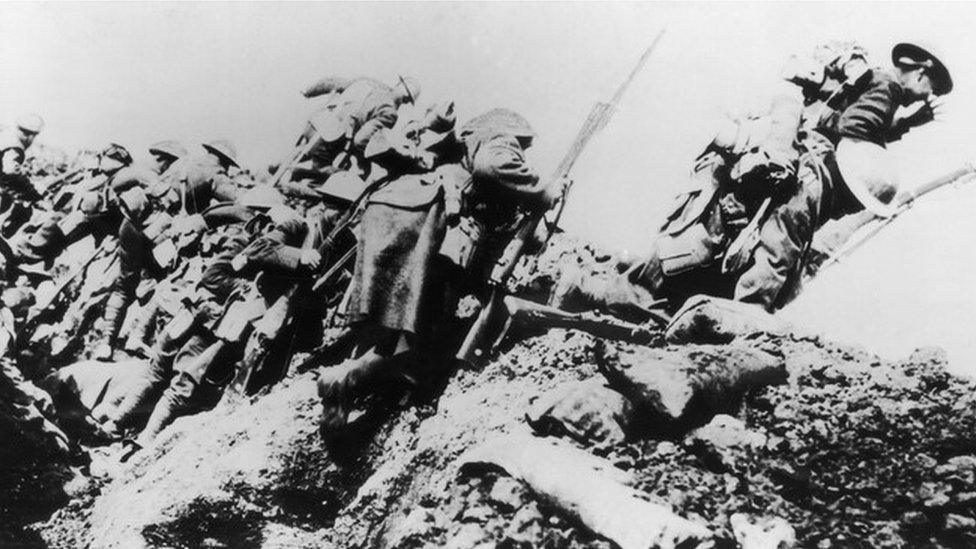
xmin=0 ymin=361 xmax=77 ymax=545
xmin=36 ymin=320 xmax=976 ymax=548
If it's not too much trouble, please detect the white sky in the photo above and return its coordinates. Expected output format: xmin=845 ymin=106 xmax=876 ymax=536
xmin=4 ymin=2 xmax=976 ymax=369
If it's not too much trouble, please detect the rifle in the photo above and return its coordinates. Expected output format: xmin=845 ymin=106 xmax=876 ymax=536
xmin=457 ymin=30 xmax=667 ymax=363
xmin=271 ymin=90 xmax=341 ymax=187
xmin=21 ymin=240 xmax=117 ymax=342
xmin=812 ymin=163 xmax=976 ymax=275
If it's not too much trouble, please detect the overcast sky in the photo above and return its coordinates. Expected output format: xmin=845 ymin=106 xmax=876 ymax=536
xmin=4 ymin=2 xmax=976 ymax=369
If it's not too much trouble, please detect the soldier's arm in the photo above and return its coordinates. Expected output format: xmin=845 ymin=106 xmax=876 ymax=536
xmin=238 ymin=218 xmax=309 ymax=273
xmin=352 ymin=103 xmax=398 ymax=151
xmin=302 ymin=76 xmax=352 ymax=98
xmin=471 ymin=135 xmax=552 ymax=207
xmin=836 ymin=78 xmax=900 ymax=146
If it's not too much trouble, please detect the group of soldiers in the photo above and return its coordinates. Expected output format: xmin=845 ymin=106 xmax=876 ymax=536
xmin=1 ymin=39 xmax=956 ymax=463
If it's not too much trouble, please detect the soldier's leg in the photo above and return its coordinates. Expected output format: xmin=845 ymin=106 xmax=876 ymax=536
xmin=97 ymin=329 xmax=183 ymax=430
xmin=317 ymin=327 xmax=407 ymax=435
xmin=131 ymin=334 xmax=216 ymax=449
xmin=733 ymin=163 xmax=825 ymax=312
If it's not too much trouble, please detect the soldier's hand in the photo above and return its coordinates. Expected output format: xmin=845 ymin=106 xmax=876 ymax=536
xmin=894 ymin=98 xmax=942 ymax=131
xmin=541 ymin=176 xmax=572 ymax=209
xmin=300 ymin=249 xmax=322 ymax=270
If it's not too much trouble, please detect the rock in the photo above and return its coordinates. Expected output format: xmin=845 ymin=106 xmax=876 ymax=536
xmin=460 ymin=505 xmax=494 ymax=524
xmin=944 ymin=513 xmax=976 ymax=531
xmin=488 ymin=476 xmax=524 ymax=512
xmin=665 ymin=295 xmax=792 ymax=344
xmin=685 ymin=415 xmax=766 ymax=470
xmin=730 ymin=513 xmax=796 ymax=549
xmin=525 ymin=378 xmax=633 ymax=446
xmin=460 ymin=431 xmax=713 ymax=549
xmin=445 ymin=523 xmax=488 ymax=549
xmin=598 ymin=342 xmax=785 ymax=429
xmin=503 ymin=501 xmax=544 ymax=545
xmin=387 ymin=507 xmax=436 ymax=547
xmin=900 ymin=511 xmax=930 ymax=529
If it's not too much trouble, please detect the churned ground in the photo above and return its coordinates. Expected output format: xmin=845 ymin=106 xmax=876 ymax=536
xmin=27 ymin=326 xmax=976 ymax=548
xmin=6 ymin=236 xmax=976 ymax=548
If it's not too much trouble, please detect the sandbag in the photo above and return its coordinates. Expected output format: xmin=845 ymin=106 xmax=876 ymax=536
xmin=599 ymin=342 xmax=785 ymax=427
xmin=666 ymin=295 xmax=792 ymax=344
xmin=459 ymin=430 xmax=713 ymax=549
xmin=525 ymin=378 xmax=634 ymax=446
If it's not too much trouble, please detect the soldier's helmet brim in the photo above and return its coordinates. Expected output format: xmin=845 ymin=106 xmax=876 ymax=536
xmin=835 ymin=138 xmax=900 ymax=218
xmin=892 ymin=42 xmax=953 ymax=96
xmin=202 ymin=141 xmax=240 ymax=168
xmin=238 ymin=185 xmax=287 ymax=209
xmin=316 ymin=171 xmax=367 ymax=203
xmin=15 ymin=114 xmax=44 ymax=134
xmin=459 ymin=108 xmax=536 ymax=141
xmin=149 ymin=140 xmax=188 ymax=160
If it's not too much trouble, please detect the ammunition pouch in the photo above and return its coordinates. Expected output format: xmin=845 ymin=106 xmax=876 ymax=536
xmin=211 ymin=289 xmax=268 ymax=343
xmin=438 ymin=215 xmax=484 ymax=271
xmin=152 ymin=238 xmax=178 ymax=270
xmin=163 ymin=307 xmax=198 ymax=341
xmin=656 ymin=221 xmax=724 ymax=277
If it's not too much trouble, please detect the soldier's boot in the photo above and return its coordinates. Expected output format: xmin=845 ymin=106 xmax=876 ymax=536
xmin=317 ymin=352 xmax=413 ymax=439
xmin=123 ymin=302 xmax=159 ymax=357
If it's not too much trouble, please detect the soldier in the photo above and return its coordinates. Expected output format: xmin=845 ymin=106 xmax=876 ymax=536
xmin=148 ymin=140 xmax=187 ymax=176
xmin=11 ymin=144 xmax=143 ymax=268
xmin=733 ymin=42 xmax=952 ymax=310
xmin=0 ymin=115 xmax=46 ymax=237
xmin=106 ymin=203 xmax=322 ymax=459
xmin=158 ymin=140 xmax=242 ymax=215
xmin=0 ymin=114 xmax=44 ymax=176
xmin=91 ymin=170 xmax=173 ymax=360
xmin=557 ymin=41 xmax=952 ymax=316
xmin=316 ymin=106 xmax=566 ymax=438
xmin=280 ymin=75 xmax=421 ymax=194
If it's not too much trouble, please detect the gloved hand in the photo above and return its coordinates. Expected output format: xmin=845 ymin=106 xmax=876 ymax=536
xmin=891 ymin=98 xmax=943 ymax=139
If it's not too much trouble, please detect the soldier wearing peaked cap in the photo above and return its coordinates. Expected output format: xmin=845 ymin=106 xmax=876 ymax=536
xmin=609 ymin=41 xmax=955 ymax=315
xmin=732 ymin=40 xmax=953 ymax=310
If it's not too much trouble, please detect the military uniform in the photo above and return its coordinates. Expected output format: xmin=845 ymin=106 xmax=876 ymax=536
xmin=160 ymin=154 xmax=240 ymax=215
xmin=734 ymin=68 xmax=909 ymax=310
xmin=284 ymin=77 xmax=418 ymax=194
xmin=95 ymin=170 xmax=172 ymax=354
xmin=123 ymin=210 xmax=321 ymax=448
xmin=319 ymin=107 xmax=553 ymax=435
xmin=0 ymin=130 xmax=42 ymax=237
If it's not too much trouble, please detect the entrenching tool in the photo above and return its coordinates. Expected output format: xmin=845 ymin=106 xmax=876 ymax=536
xmin=457 ymin=29 xmax=668 ymax=363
